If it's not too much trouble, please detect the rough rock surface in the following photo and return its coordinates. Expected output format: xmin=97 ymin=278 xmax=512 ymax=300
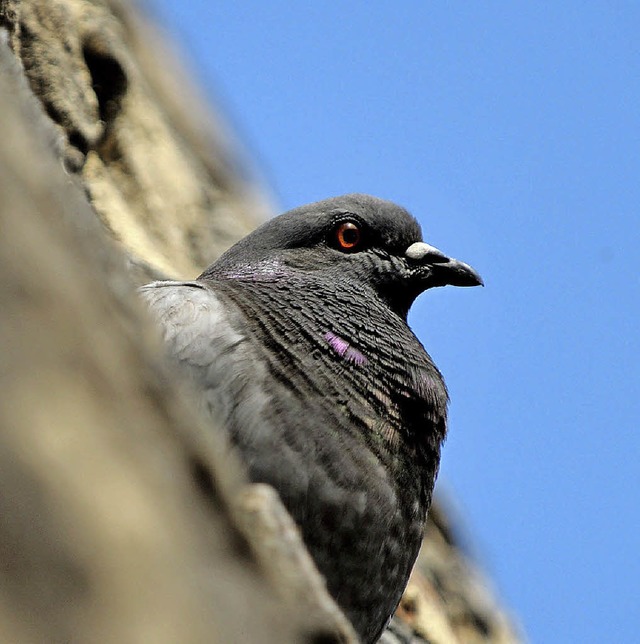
xmin=0 ymin=1 xmax=522 ymax=642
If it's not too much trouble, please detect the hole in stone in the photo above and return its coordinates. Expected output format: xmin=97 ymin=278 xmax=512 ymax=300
xmin=67 ymin=129 xmax=89 ymax=156
xmin=82 ymin=41 xmax=127 ymax=124
xmin=306 ymin=632 xmax=342 ymax=644
xmin=190 ymin=455 xmax=221 ymax=507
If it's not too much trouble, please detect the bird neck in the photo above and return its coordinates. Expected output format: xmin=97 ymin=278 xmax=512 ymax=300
xmin=207 ymin=273 xmax=447 ymax=471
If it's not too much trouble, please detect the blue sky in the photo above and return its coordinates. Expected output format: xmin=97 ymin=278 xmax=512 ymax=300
xmin=147 ymin=3 xmax=640 ymax=641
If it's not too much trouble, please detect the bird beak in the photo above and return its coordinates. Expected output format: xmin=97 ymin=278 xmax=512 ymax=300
xmin=405 ymin=242 xmax=483 ymax=288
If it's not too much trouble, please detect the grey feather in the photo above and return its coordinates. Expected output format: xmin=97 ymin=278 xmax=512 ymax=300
xmin=140 ymin=280 xmax=271 ymax=438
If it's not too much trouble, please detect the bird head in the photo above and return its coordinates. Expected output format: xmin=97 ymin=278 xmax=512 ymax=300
xmin=204 ymin=194 xmax=482 ymax=319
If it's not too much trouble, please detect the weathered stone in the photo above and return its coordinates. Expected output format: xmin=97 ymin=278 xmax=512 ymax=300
xmin=0 ymin=1 xmax=522 ymax=642
xmin=0 ymin=4 xmax=344 ymax=642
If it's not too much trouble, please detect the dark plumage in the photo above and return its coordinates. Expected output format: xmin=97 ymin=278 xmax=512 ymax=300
xmin=140 ymin=194 xmax=482 ymax=642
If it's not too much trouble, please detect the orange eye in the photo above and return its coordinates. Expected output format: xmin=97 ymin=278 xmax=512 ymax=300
xmin=335 ymin=221 xmax=361 ymax=251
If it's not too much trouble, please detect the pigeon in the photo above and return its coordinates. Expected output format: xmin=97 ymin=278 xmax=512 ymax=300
xmin=140 ymin=194 xmax=482 ymax=643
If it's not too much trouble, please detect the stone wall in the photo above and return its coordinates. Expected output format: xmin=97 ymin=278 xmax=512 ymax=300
xmin=0 ymin=2 xmax=521 ymax=642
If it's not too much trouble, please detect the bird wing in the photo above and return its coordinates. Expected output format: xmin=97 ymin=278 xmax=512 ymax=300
xmin=139 ymin=280 xmax=270 ymax=430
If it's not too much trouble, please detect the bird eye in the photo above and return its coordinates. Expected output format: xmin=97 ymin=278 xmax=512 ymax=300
xmin=334 ymin=221 xmax=362 ymax=252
